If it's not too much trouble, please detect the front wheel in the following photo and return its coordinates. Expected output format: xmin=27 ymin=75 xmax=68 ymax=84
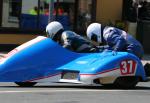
xmin=15 ymin=82 xmax=37 ymax=87
xmin=144 ymin=63 xmax=150 ymax=77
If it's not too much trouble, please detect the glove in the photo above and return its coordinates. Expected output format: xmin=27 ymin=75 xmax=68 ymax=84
xmin=89 ymin=48 xmax=97 ymax=53
xmin=112 ymin=50 xmax=117 ymax=56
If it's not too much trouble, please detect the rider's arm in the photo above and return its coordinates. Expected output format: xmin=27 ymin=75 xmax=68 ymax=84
xmin=61 ymin=31 xmax=74 ymax=50
xmin=113 ymin=36 xmax=126 ymax=51
xmin=105 ymin=28 xmax=126 ymax=51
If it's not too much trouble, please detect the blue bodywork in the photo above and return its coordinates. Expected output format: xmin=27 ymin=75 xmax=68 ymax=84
xmin=0 ymin=36 xmax=147 ymax=83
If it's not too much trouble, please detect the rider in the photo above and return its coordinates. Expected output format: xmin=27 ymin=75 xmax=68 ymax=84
xmin=86 ymin=23 xmax=144 ymax=59
xmin=46 ymin=21 xmax=98 ymax=53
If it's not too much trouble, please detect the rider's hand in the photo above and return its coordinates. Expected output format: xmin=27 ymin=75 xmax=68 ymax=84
xmin=112 ymin=50 xmax=117 ymax=56
xmin=89 ymin=48 xmax=97 ymax=52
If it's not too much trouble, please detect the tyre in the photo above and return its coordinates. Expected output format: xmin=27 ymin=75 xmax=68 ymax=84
xmin=144 ymin=63 xmax=150 ymax=77
xmin=113 ymin=76 xmax=139 ymax=89
xmin=15 ymin=82 xmax=37 ymax=87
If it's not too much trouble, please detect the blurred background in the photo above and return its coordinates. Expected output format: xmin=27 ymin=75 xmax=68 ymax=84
xmin=0 ymin=0 xmax=150 ymax=53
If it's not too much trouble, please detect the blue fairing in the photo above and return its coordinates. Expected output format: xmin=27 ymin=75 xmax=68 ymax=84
xmin=0 ymin=37 xmax=80 ymax=81
xmin=0 ymin=36 xmax=146 ymax=82
xmin=58 ymin=52 xmax=145 ymax=77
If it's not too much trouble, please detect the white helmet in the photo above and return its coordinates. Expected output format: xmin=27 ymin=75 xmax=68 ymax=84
xmin=86 ymin=23 xmax=102 ymax=43
xmin=46 ymin=21 xmax=64 ymax=39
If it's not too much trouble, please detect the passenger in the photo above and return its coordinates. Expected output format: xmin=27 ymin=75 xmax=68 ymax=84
xmin=46 ymin=21 xmax=98 ymax=53
xmin=86 ymin=23 xmax=144 ymax=59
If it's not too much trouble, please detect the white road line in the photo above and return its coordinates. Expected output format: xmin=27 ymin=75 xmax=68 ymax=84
xmin=0 ymin=89 xmax=142 ymax=93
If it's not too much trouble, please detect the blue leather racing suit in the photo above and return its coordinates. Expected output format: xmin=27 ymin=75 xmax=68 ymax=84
xmin=103 ymin=27 xmax=144 ymax=58
xmin=60 ymin=31 xmax=98 ymax=53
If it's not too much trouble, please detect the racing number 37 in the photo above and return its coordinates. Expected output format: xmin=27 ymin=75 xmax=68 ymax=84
xmin=120 ymin=60 xmax=137 ymax=75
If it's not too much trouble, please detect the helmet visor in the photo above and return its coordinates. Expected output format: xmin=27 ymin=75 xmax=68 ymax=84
xmin=91 ymin=33 xmax=98 ymax=42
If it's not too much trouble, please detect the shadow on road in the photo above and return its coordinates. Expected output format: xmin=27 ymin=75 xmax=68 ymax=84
xmin=0 ymin=84 xmax=150 ymax=90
